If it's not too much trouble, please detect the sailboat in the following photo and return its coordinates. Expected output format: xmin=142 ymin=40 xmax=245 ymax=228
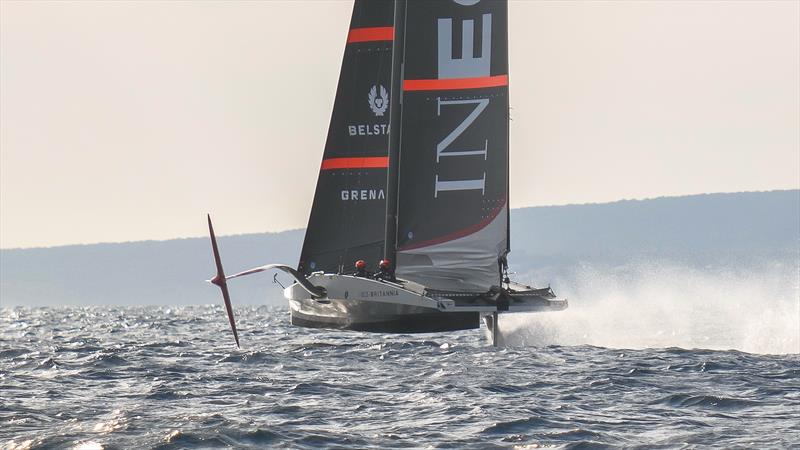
xmin=207 ymin=0 xmax=567 ymax=347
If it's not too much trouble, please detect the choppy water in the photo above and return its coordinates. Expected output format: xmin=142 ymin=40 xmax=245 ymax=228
xmin=2 ymin=305 xmax=798 ymax=449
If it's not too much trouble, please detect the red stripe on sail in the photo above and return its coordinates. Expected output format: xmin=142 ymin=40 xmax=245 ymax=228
xmin=398 ymin=201 xmax=506 ymax=251
xmin=347 ymin=27 xmax=394 ymax=43
xmin=403 ymin=75 xmax=508 ymax=91
xmin=321 ymin=157 xmax=389 ymax=170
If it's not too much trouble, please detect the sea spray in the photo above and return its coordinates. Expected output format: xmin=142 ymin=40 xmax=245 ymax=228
xmin=498 ymin=260 xmax=800 ymax=354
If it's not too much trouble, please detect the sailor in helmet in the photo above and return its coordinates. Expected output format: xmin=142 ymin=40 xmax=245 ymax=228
xmin=374 ymin=259 xmax=394 ymax=281
xmin=354 ymin=259 xmax=369 ymax=277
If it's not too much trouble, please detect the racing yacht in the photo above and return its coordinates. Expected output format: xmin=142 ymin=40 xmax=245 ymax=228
xmin=208 ymin=0 xmax=567 ymax=346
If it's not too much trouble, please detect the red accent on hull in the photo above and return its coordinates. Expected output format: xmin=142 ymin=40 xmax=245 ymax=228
xmin=321 ymin=156 xmax=389 ymax=170
xmin=403 ymin=75 xmax=508 ymax=92
xmin=397 ymin=201 xmax=506 ymax=251
xmin=347 ymin=27 xmax=394 ymax=43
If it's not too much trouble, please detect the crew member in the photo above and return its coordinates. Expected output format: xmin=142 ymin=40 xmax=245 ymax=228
xmin=354 ymin=259 xmax=369 ymax=277
xmin=374 ymin=259 xmax=394 ymax=281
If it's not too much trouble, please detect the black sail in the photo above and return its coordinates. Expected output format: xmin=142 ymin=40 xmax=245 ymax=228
xmin=394 ymin=0 xmax=510 ymax=292
xmin=299 ymin=0 xmax=394 ymax=276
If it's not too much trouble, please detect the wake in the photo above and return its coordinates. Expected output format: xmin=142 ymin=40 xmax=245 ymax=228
xmin=499 ymin=260 xmax=799 ymax=355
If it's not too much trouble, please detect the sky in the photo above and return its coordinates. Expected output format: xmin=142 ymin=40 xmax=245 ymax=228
xmin=1 ymin=0 xmax=798 ymax=249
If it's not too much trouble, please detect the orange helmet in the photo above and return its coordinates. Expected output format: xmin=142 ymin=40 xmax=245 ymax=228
xmin=379 ymin=259 xmax=390 ymax=269
xmin=355 ymin=260 xmax=366 ymax=269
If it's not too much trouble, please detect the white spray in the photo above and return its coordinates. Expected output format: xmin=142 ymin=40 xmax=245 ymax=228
xmin=498 ymin=260 xmax=799 ymax=355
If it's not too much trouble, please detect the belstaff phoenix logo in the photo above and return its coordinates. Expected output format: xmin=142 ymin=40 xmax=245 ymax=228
xmin=368 ymin=85 xmax=389 ymax=117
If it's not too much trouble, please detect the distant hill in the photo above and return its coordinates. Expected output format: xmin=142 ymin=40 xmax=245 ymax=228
xmin=1 ymin=190 xmax=797 ymax=306
xmin=510 ymin=190 xmax=799 ymax=267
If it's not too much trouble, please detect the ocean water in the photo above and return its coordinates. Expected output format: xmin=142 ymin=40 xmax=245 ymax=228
xmin=2 ymin=302 xmax=798 ymax=449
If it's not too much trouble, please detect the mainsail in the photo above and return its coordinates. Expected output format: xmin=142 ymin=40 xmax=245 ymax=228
xmin=299 ymin=0 xmax=394 ymax=276
xmin=393 ymin=0 xmax=510 ymax=292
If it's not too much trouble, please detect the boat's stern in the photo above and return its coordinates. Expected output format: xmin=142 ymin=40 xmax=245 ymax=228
xmin=504 ymin=287 xmax=568 ymax=313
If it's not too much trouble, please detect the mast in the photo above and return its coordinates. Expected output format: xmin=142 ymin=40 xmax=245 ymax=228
xmin=505 ymin=2 xmax=512 ymax=261
xmin=383 ymin=0 xmax=406 ymax=265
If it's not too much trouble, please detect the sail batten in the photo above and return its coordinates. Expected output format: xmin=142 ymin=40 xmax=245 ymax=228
xmin=321 ymin=157 xmax=389 ymax=170
xmin=403 ymin=74 xmax=508 ymax=91
xmin=347 ymin=26 xmax=394 ymax=43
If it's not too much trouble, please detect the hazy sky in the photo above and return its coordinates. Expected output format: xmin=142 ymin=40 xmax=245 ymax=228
xmin=1 ymin=0 xmax=798 ymax=249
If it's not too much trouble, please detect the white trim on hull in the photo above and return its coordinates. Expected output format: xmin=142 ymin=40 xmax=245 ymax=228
xmin=284 ymin=274 xmax=479 ymax=332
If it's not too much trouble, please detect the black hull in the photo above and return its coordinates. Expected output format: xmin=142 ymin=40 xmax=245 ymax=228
xmin=291 ymin=310 xmax=479 ymax=333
